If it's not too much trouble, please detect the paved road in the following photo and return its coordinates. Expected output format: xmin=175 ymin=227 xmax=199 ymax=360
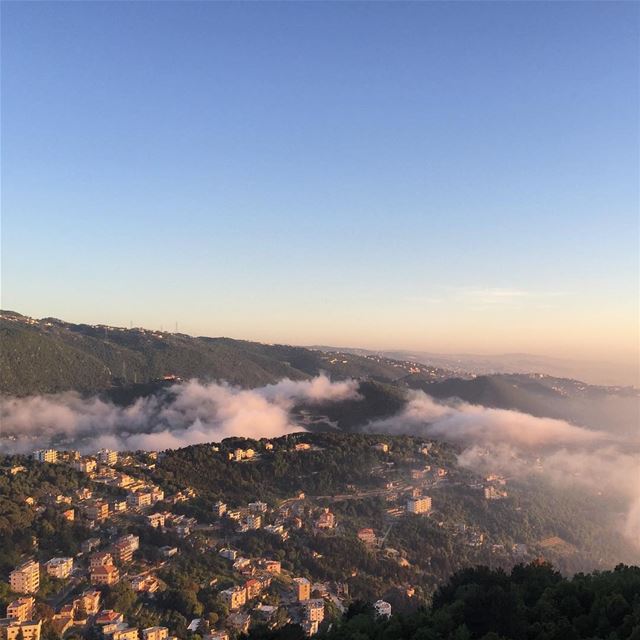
xmin=310 ymin=485 xmax=410 ymax=502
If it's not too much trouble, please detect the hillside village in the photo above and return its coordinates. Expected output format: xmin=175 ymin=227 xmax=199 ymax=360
xmin=0 ymin=432 xmax=629 ymax=640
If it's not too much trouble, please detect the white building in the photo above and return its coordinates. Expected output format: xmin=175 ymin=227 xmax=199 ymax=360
xmin=72 ymin=458 xmax=97 ymax=474
xmin=45 ymin=557 xmax=73 ymax=579
xmin=374 ymin=600 xmax=392 ymax=618
xmin=119 ymin=534 xmax=140 ymax=551
xmin=98 ymin=449 xmax=118 ymax=466
xmin=264 ymin=524 xmax=287 ymax=539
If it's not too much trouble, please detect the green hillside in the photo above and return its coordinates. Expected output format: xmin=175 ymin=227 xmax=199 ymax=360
xmin=0 ymin=311 xmax=449 ymax=396
xmin=2 ymin=311 xmax=635 ymax=436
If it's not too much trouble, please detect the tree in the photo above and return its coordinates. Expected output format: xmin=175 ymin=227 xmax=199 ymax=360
xmin=104 ymin=582 xmax=137 ymax=616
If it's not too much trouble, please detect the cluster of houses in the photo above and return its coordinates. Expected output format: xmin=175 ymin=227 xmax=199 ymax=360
xmin=146 ymin=511 xmax=197 ymax=538
xmin=2 ymin=449 xmax=181 ymax=640
xmin=5 ymin=436 xmax=525 ymax=640
xmin=223 ymin=439 xmax=316 ymax=462
xmin=483 ymin=474 xmax=508 ymax=500
xmin=215 ymin=554 xmax=330 ymax=636
xmin=0 ymin=596 xmax=42 ymax=640
xmin=211 ymin=496 xmax=336 ymax=538
xmin=27 ymin=450 xmax=167 ymax=531
xmin=6 ymin=445 xmax=349 ymax=640
xmin=2 ymin=561 xmax=170 ymax=640
xmin=89 ymin=535 xmax=140 ymax=587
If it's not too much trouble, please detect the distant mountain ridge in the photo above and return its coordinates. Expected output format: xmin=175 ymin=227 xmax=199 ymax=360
xmin=1 ymin=310 xmax=637 ymax=434
xmin=314 ymin=345 xmax=638 ymax=388
xmin=0 ymin=310 xmax=453 ymax=396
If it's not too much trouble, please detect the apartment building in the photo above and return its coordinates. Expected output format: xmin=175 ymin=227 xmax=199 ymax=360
xmin=91 ymin=564 xmax=119 ymax=586
xmin=406 ymin=496 xmax=432 ymax=514
xmin=244 ymin=579 xmax=261 ymax=600
xmin=112 ymin=500 xmax=128 ymax=513
xmin=90 ymin=552 xmax=113 ymax=569
xmin=85 ymin=500 xmax=110 ymax=522
xmin=142 ymin=628 xmax=168 ymax=640
xmin=9 ymin=561 xmax=40 ymax=594
xmin=261 ymin=560 xmax=281 ymax=574
xmin=111 ymin=627 xmax=139 ymax=640
xmin=114 ymin=535 xmax=139 ymax=564
xmin=33 ymin=450 xmax=57 ymax=463
xmin=72 ymin=459 xmax=97 ymax=474
xmin=315 ymin=509 xmax=335 ymax=529
xmin=147 ymin=513 xmax=166 ymax=528
xmin=302 ymin=599 xmax=325 ymax=623
xmin=293 ymin=578 xmax=311 ymax=602
xmin=219 ymin=586 xmax=246 ymax=610
xmin=78 ymin=590 xmax=101 ymax=615
xmin=98 ymin=449 xmax=118 ymax=466
xmin=0 ymin=619 xmax=42 ymax=640
xmin=131 ymin=576 xmax=159 ymax=594
xmin=6 ymin=598 xmax=34 ymax=622
xmin=45 ymin=557 xmax=73 ymax=579
xmin=127 ymin=492 xmax=151 ymax=509
xmin=213 ymin=501 xmax=227 ymax=517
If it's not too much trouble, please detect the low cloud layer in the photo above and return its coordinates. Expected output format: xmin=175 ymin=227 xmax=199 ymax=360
xmin=0 ymin=375 xmax=360 ymax=453
xmin=372 ymin=392 xmax=610 ymax=449
xmin=368 ymin=391 xmax=640 ymax=550
xmin=2 ymin=380 xmax=638 ymax=551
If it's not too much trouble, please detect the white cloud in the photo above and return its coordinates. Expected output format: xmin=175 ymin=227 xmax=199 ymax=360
xmin=0 ymin=375 xmax=360 ymax=453
xmin=367 ymin=390 xmax=640 ymax=549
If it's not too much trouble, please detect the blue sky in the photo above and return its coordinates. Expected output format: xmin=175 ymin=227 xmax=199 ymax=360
xmin=1 ymin=2 xmax=638 ymax=373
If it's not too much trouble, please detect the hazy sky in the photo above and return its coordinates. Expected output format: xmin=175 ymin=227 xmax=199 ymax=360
xmin=2 ymin=2 xmax=638 ymax=375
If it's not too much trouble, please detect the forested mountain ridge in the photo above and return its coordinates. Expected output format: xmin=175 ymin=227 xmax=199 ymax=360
xmin=2 ymin=311 xmax=637 ymax=435
xmin=0 ymin=311 xmax=451 ymax=396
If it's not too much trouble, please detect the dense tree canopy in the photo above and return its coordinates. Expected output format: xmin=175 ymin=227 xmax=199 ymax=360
xmin=248 ymin=563 xmax=640 ymax=640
